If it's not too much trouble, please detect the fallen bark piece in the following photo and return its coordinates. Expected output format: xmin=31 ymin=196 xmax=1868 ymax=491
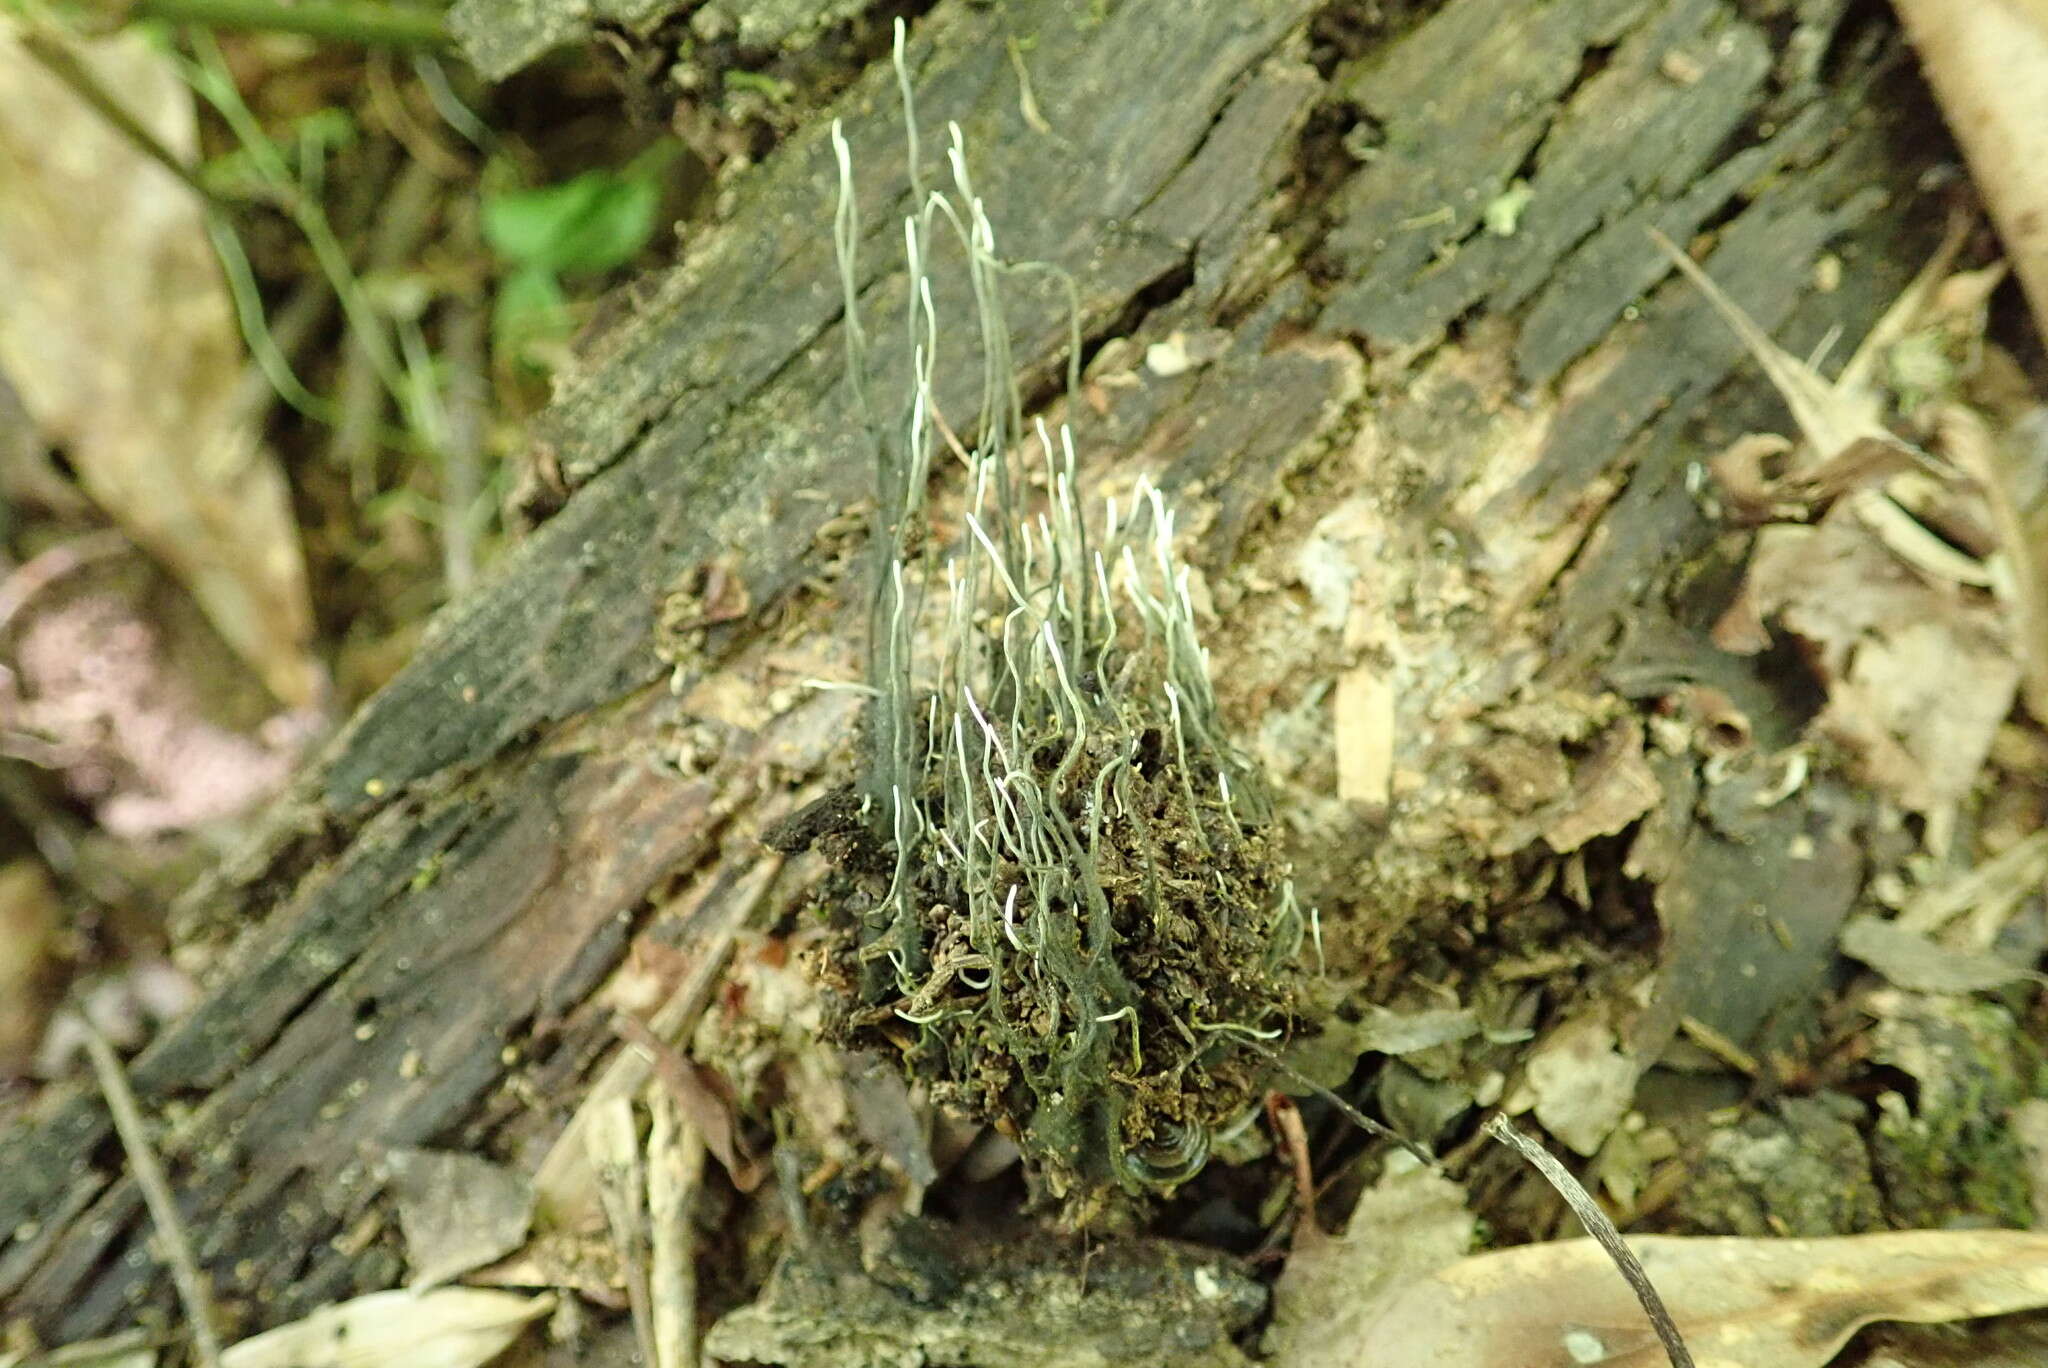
xmin=1334 ymin=665 xmax=1396 ymax=807
xmin=705 ymin=1219 xmax=1264 ymax=1368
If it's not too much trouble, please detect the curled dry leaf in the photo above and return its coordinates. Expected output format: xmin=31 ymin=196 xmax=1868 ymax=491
xmin=1710 ymin=432 xmax=1924 ymax=524
xmin=0 ymin=29 xmax=317 ymax=708
xmin=1313 ymin=1229 xmax=2048 ymax=1368
xmin=218 ymin=1288 xmax=552 ymax=1368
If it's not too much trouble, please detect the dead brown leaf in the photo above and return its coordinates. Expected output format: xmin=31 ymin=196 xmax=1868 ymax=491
xmin=1296 ymin=1229 xmax=2048 ymax=1368
xmin=1264 ymin=1164 xmax=1476 ymax=1368
xmin=614 ymin=1010 xmax=763 ymax=1192
xmin=0 ymin=28 xmax=318 ymax=708
xmin=218 ymin=1287 xmax=552 ymax=1368
xmin=1713 ymin=510 xmax=2017 ymax=824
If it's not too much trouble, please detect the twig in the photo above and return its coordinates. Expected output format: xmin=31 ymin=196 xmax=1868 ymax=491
xmin=1482 ymin=1114 xmax=1695 ymax=1368
xmin=126 ymin=0 xmax=449 ymax=48
xmin=647 ymin=1090 xmax=707 ymax=1368
xmin=1265 ymin=1092 xmax=1317 ymax=1238
xmin=439 ymin=271 xmax=490 ymax=598
xmin=329 ymin=157 xmax=443 ymax=500
xmin=79 ymin=1017 xmax=224 ymax=1368
xmin=1240 ymin=1039 xmax=1437 ymax=1168
xmin=589 ymin=1097 xmax=657 ymax=1368
xmin=532 ymin=856 xmax=781 ymax=1222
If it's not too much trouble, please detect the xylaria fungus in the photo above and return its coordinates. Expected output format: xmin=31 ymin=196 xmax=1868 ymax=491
xmin=771 ymin=22 xmax=1303 ymax=1217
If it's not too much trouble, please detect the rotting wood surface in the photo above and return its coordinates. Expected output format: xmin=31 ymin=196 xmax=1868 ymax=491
xmin=0 ymin=0 xmax=1952 ymax=1344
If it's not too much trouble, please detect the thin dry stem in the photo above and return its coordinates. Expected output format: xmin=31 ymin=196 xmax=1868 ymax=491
xmin=1484 ymin=1114 xmax=1695 ymax=1368
xmin=647 ymin=1090 xmax=707 ymax=1368
xmin=79 ymin=1016 xmax=223 ymax=1368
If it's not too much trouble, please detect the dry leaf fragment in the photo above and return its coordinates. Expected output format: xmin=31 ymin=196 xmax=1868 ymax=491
xmin=1839 ymin=913 xmax=2046 ymax=994
xmin=1893 ymin=828 xmax=2048 ymax=939
xmin=1266 ymin=1164 xmax=1475 ymax=1368
xmin=1540 ymin=719 xmax=1661 ymax=854
xmin=1935 ymin=404 xmax=2048 ymax=725
xmin=1352 ymin=1005 xmax=1482 ymax=1056
xmin=1656 ymin=226 xmax=1999 ymax=590
xmin=382 ymin=1147 xmax=536 ymax=1290
xmin=1334 ymin=665 xmax=1394 ymax=806
xmin=1521 ymin=1010 xmax=1641 ymax=1157
xmin=844 ymin=1049 xmax=938 ymax=1192
xmin=614 ymin=1010 xmax=763 ymax=1192
xmin=1340 ymin=1229 xmax=2048 ymax=1368
xmin=218 ymin=1288 xmax=551 ymax=1368
xmin=1713 ymin=511 xmax=2017 ymax=824
xmin=0 ymin=29 xmax=317 ymax=708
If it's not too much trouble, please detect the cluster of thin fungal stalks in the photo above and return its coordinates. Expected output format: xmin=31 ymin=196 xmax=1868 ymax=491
xmin=811 ymin=29 xmax=1300 ymax=1205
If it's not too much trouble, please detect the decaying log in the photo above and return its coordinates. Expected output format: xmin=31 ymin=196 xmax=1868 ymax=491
xmin=2 ymin=0 xmax=1953 ymax=1345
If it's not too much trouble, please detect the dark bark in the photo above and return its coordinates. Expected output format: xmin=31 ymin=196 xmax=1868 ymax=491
xmin=0 ymin=0 xmax=1950 ymax=1344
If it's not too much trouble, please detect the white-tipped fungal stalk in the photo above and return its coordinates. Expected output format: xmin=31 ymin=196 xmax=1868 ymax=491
xmin=791 ymin=21 xmax=1297 ymax=1209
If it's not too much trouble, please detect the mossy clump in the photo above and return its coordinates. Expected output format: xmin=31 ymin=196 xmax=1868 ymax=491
xmin=774 ymin=34 xmax=1302 ymax=1214
xmin=1867 ymin=994 xmax=2036 ymax=1229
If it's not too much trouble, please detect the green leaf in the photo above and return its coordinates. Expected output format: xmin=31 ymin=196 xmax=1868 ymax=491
xmin=491 ymin=265 xmax=570 ymax=370
xmin=481 ymin=168 xmax=662 ymax=276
